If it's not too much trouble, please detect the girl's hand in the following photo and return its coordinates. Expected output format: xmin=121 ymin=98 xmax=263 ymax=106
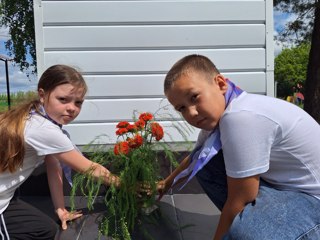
xmin=56 ymin=208 xmax=83 ymax=230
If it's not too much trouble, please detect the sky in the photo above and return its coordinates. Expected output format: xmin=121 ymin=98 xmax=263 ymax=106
xmin=0 ymin=10 xmax=292 ymax=94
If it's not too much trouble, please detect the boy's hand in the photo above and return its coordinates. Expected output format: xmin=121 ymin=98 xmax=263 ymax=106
xmin=56 ymin=208 xmax=83 ymax=230
xmin=157 ymin=179 xmax=171 ymax=201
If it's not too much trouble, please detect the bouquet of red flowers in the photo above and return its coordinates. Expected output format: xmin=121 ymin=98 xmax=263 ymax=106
xmin=113 ymin=112 xmax=164 ymax=156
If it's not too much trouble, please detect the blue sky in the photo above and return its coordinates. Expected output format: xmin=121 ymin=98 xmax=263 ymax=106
xmin=0 ymin=10 xmax=292 ymax=94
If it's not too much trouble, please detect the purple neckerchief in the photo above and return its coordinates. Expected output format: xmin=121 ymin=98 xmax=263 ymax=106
xmin=30 ymin=105 xmax=74 ymax=186
xmin=173 ymin=79 xmax=243 ymax=190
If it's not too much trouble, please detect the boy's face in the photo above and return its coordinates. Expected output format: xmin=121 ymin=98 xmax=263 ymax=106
xmin=39 ymin=83 xmax=85 ymax=125
xmin=166 ymin=71 xmax=228 ymax=131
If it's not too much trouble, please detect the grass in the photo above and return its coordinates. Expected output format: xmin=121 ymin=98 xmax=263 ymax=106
xmin=0 ymin=91 xmax=37 ymax=112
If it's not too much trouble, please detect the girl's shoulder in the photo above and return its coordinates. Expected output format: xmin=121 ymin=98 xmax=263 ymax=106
xmin=26 ymin=114 xmax=56 ymax=126
xmin=25 ymin=115 xmax=74 ymax=154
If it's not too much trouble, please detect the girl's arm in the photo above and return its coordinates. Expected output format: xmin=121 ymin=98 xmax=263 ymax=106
xmin=45 ymin=155 xmax=82 ymax=230
xmin=213 ymin=175 xmax=260 ymax=240
xmin=51 ymin=149 xmax=120 ymax=187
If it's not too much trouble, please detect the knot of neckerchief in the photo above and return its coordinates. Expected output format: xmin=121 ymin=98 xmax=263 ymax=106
xmin=173 ymin=79 xmax=243 ymax=190
xmin=30 ymin=104 xmax=73 ymax=186
xmin=31 ymin=104 xmax=62 ymax=128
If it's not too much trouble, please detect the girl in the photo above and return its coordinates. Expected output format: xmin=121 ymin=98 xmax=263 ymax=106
xmin=0 ymin=65 xmax=119 ymax=240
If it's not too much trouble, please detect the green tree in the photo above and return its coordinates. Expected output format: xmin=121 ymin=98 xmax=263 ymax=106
xmin=0 ymin=0 xmax=36 ymax=75
xmin=275 ymin=43 xmax=310 ymax=98
xmin=274 ymin=0 xmax=320 ymax=123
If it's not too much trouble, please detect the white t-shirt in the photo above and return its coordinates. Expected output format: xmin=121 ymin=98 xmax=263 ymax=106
xmin=0 ymin=115 xmax=74 ymax=213
xmin=217 ymin=92 xmax=320 ymax=199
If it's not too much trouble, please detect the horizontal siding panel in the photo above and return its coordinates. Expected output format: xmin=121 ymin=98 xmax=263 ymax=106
xmin=225 ymin=72 xmax=266 ymax=94
xmin=43 ymin=25 xmax=265 ymax=49
xmin=44 ymin=49 xmax=266 ymax=73
xmin=84 ymin=75 xmax=165 ymax=98
xmin=74 ymin=98 xmax=179 ymax=123
xmin=64 ymin=121 xmax=199 ymax=146
xmin=42 ymin=1 xmax=265 ymax=24
xmin=83 ymin=72 xmax=266 ymax=98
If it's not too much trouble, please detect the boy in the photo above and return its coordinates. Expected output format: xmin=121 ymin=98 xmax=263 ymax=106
xmin=158 ymin=54 xmax=320 ymax=239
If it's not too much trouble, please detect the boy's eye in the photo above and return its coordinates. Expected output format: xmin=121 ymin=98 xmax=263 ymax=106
xmin=191 ymin=94 xmax=198 ymax=102
xmin=177 ymin=106 xmax=185 ymax=113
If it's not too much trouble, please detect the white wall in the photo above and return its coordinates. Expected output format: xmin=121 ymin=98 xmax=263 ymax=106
xmin=34 ymin=0 xmax=274 ymax=147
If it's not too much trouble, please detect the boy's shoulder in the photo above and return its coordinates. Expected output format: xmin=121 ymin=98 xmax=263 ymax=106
xmin=231 ymin=92 xmax=295 ymax=110
xmin=223 ymin=92 xmax=312 ymax=127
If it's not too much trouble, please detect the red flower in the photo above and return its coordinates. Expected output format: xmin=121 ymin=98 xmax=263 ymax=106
xmin=127 ymin=138 xmax=134 ymax=148
xmin=116 ymin=128 xmax=128 ymax=135
xmin=127 ymin=134 xmax=143 ymax=148
xmin=139 ymin=112 xmax=153 ymax=122
xmin=116 ymin=121 xmax=130 ymax=128
xmin=135 ymin=119 xmax=145 ymax=130
xmin=126 ymin=124 xmax=137 ymax=132
xmin=150 ymin=122 xmax=164 ymax=141
xmin=133 ymin=134 xmax=144 ymax=147
xmin=114 ymin=141 xmax=130 ymax=155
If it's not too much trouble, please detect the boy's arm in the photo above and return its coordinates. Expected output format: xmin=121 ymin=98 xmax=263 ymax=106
xmin=157 ymin=154 xmax=192 ymax=198
xmin=213 ymin=175 xmax=260 ymax=240
xmin=45 ymin=155 xmax=82 ymax=230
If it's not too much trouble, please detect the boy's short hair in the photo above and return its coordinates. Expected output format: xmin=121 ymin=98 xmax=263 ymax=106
xmin=164 ymin=54 xmax=220 ymax=93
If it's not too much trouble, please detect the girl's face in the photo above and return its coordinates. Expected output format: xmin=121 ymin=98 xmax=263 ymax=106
xmin=166 ymin=71 xmax=228 ymax=131
xmin=39 ymin=83 xmax=85 ymax=125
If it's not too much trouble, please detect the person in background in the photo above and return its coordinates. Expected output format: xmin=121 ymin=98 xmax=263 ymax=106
xmin=0 ymin=64 xmax=120 ymax=240
xmin=158 ymin=54 xmax=320 ymax=240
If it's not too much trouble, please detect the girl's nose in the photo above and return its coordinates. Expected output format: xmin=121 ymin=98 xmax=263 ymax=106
xmin=67 ymin=103 xmax=76 ymax=112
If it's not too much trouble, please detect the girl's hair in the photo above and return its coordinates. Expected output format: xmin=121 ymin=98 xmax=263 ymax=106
xmin=0 ymin=64 xmax=87 ymax=173
xmin=164 ymin=54 xmax=220 ymax=93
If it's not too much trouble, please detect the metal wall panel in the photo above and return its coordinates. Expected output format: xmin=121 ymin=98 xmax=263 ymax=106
xmin=43 ymin=25 xmax=265 ymax=49
xmin=43 ymin=49 xmax=266 ymax=73
xmin=34 ymin=0 xmax=273 ymax=146
xmin=42 ymin=1 xmax=265 ymax=24
xmin=83 ymin=72 xmax=266 ymax=98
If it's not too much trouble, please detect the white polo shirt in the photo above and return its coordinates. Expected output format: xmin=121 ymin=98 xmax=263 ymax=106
xmin=0 ymin=115 xmax=74 ymax=213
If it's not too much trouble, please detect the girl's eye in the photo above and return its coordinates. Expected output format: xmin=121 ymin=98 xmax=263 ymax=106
xmin=58 ymin=97 xmax=67 ymax=102
xmin=75 ymin=101 xmax=84 ymax=107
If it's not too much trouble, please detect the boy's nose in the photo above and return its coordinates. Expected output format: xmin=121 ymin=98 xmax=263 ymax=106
xmin=188 ymin=106 xmax=198 ymax=118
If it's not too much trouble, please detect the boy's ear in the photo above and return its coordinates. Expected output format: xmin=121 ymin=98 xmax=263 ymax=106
xmin=214 ymin=74 xmax=228 ymax=93
xmin=38 ymin=88 xmax=45 ymax=103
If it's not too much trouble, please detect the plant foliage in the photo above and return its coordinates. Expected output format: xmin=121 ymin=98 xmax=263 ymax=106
xmin=274 ymin=0 xmax=320 ymax=123
xmin=0 ymin=0 xmax=36 ymax=75
xmin=274 ymin=0 xmax=317 ymax=45
xmin=275 ymin=43 xmax=310 ymax=98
